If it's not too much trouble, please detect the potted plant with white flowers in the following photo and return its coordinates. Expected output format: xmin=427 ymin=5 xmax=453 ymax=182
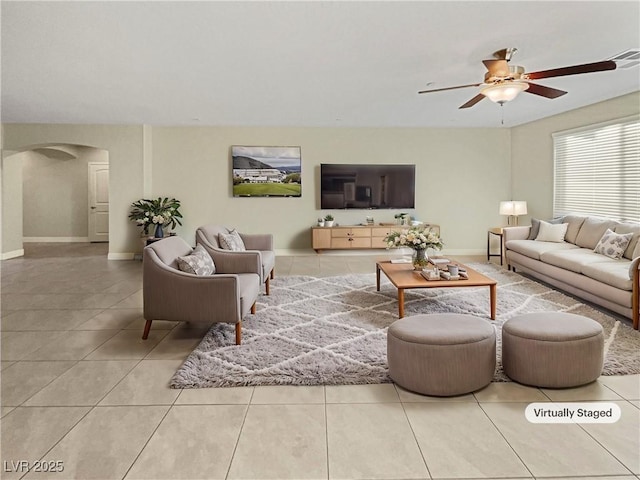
xmin=128 ymin=197 xmax=183 ymax=238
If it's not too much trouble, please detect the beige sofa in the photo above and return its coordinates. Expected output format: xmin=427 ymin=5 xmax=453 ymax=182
xmin=504 ymin=215 xmax=640 ymax=329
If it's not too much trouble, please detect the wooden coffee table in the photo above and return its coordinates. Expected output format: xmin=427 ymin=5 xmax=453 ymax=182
xmin=376 ymin=260 xmax=497 ymax=319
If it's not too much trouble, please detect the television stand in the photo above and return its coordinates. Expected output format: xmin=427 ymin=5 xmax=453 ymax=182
xmin=311 ymin=224 xmax=440 ymax=252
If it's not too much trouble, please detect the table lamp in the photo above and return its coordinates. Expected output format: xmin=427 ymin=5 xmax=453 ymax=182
xmin=499 ymin=201 xmax=528 ymax=226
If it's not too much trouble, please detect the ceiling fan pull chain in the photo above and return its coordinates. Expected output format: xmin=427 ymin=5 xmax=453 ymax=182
xmin=501 ymin=103 xmax=504 ymax=125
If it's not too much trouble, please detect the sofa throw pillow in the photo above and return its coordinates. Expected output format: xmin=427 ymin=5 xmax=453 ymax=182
xmin=218 ymin=229 xmax=246 ymax=251
xmin=593 ymin=229 xmax=633 ymax=260
xmin=177 ymin=245 xmax=216 ymax=275
xmin=535 ymin=221 xmax=569 ymax=243
xmin=527 ymin=217 xmax=564 ymax=240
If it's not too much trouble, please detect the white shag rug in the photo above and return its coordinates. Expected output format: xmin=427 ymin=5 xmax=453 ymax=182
xmin=171 ymin=263 xmax=640 ymax=388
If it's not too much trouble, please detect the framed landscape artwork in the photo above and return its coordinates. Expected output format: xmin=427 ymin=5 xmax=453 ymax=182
xmin=232 ymin=146 xmax=302 ymax=197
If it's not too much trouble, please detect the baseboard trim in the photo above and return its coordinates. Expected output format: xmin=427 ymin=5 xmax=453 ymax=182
xmin=1 ymin=249 xmax=25 ymax=260
xmin=23 ymin=237 xmax=90 ymax=243
xmin=108 ymin=253 xmax=135 ymax=260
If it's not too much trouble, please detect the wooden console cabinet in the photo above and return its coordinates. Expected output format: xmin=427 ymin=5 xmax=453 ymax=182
xmin=312 ymin=224 xmax=440 ymax=252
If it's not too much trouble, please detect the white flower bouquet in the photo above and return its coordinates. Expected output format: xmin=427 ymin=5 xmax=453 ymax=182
xmin=128 ymin=197 xmax=183 ymax=235
xmin=384 ymin=226 xmax=444 ymax=251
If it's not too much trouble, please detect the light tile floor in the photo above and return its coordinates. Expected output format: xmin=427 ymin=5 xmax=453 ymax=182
xmin=1 ymin=243 xmax=639 ymax=480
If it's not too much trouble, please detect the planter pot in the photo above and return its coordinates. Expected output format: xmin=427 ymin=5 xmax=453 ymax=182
xmin=325 ymin=221 xmax=334 ymax=227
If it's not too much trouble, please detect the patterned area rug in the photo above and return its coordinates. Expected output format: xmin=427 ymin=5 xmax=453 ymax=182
xmin=171 ymin=263 xmax=640 ymax=388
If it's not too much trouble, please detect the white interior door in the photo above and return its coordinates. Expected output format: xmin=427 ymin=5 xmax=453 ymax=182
xmin=88 ymin=163 xmax=109 ymax=242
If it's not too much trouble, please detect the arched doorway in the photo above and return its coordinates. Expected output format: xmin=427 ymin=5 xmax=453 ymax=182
xmin=1 ymin=143 xmax=110 ymax=259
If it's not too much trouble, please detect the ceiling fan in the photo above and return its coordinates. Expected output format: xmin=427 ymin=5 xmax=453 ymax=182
xmin=418 ymin=48 xmax=617 ymax=109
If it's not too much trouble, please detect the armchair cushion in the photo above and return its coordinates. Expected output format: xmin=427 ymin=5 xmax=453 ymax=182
xmin=177 ymin=245 xmax=216 ymax=275
xmin=219 ymin=229 xmax=246 ymax=251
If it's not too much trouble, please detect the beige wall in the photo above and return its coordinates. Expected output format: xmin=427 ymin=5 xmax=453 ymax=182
xmin=151 ymin=126 xmax=511 ymax=252
xmin=1 ymin=151 xmax=25 ymax=258
xmin=3 ymin=93 xmax=637 ymax=258
xmin=511 ymin=92 xmax=640 ymax=223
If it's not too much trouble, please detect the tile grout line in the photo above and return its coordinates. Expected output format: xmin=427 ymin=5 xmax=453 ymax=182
xmin=476 ymin=401 xmax=536 ymax=479
xmin=395 ymin=384 xmax=434 ymax=480
xmin=224 ymin=387 xmax=255 ymax=480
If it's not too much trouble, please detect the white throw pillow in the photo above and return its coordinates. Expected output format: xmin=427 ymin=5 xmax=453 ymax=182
xmin=177 ymin=245 xmax=216 ymax=275
xmin=535 ymin=221 xmax=569 ymax=243
xmin=594 ymin=229 xmax=633 ymax=260
xmin=218 ymin=229 xmax=246 ymax=251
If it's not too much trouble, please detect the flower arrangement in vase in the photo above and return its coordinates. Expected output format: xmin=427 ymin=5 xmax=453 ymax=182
xmin=128 ymin=197 xmax=183 ymax=238
xmin=384 ymin=226 xmax=444 ymax=269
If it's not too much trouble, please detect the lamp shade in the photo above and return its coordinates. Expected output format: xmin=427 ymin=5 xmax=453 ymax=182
xmin=481 ymin=82 xmax=529 ymax=104
xmin=499 ymin=201 xmax=528 ymax=216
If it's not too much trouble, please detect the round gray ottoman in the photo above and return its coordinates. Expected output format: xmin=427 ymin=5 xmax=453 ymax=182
xmin=387 ymin=314 xmax=496 ymax=396
xmin=502 ymin=312 xmax=604 ymax=388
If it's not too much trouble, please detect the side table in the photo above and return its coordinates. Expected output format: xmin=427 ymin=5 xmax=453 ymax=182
xmin=487 ymin=227 xmax=504 ymax=265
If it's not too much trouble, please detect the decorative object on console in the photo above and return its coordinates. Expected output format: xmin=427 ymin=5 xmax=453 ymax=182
xmin=499 ymin=200 xmax=527 ymax=226
xmin=317 ymin=217 xmax=325 ymax=227
xmin=128 ymin=197 xmax=183 ymax=237
xmin=384 ymin=225 xmax=444 ymax=270
xmin=324 ymin=214 xmax=334 ymax=227
xmin=232 ymin=145 xmax=301 ymax=197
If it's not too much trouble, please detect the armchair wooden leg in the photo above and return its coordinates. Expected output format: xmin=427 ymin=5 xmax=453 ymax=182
xmin=235 ymin=322 xmax=242 ymax=345
xmin=251 ymin=302 xmax=256 ymax=314
xmin=142 ymin=319 xmax=153 ymax=340
xmin=265 ymin=277 xmax=270 ymax=295
xmin=270 ymin=268 xmax=274 ymax=280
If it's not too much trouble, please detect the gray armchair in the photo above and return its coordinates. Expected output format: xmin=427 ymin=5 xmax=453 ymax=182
xmin=196 ymin=225 xmax=276 ymax=294
xmin=142 ymin=236 xmax=260 ymax=345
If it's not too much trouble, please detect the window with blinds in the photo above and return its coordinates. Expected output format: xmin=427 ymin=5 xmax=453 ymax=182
xmin=553 ymin=116 xmax=640 ymax=223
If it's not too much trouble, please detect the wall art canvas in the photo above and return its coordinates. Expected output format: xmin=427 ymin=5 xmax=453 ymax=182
xmin=232 ymin=146 xmax=302 ymax=197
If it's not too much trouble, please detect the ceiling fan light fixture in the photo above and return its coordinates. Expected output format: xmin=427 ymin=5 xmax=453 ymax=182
xmin=481 ymin=82 xmax=529 ymax=104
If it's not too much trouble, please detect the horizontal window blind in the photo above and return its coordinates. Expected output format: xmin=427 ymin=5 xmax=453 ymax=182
xmin=553 ymin=116 xmax=639 ymax=223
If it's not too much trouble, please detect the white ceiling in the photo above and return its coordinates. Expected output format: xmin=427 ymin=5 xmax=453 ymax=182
xmin=2 ymin=1 xmax=639 ymax=128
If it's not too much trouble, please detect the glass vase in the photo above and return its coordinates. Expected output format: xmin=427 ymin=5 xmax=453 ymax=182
xmin=412 ymin=248 xmax=428 ymax=270
xmin=154 ymin=223 xmax=164 ymax=238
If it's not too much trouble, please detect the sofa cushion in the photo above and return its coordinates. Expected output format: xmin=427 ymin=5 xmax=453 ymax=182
xmin=582 ymin=260 xmax=633 ymax=291
xmin=563 ymin=215 xmax=587 ymax=244
xmin=527 ymin=217 xmax=565 ymax=240
xmin=218 ymin=229 xmax=246 ymax=251
xmin=594 ymin=229 xmax=634 ymax=260
xmin=176 ymin=245 xmax=216 ymax=275
xmin=540 ymin=248 xmax=612 ymax=274
xmin=575 ymin=217 xmax=619 ymax=249
xmin=536 ymin=221 xmax=569 ymax=243
xmin=614 ymin=223 xmax=640 ymax=260
xmin=506 ymin=239 xmax=579 ymax=260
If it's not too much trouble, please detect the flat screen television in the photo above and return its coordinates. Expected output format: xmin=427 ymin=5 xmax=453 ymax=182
xmin=320 ymin=164 xmax=415 ymax=209
xmin=232 ymin=146 xmax=302 ymax=197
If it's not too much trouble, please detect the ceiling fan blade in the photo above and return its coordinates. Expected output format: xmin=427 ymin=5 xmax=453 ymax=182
xmin=483 ymin=59 xmax=510 ymax=77
xmin=527 ymin=60 xmax=617 ymax=80
xmin=459 ymin=94 xmax=485 ymax=109
xmin=418 ymin=83 xmax=481 ymax=94
xmin=524 ymin=82 xmax=567 ymax=99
